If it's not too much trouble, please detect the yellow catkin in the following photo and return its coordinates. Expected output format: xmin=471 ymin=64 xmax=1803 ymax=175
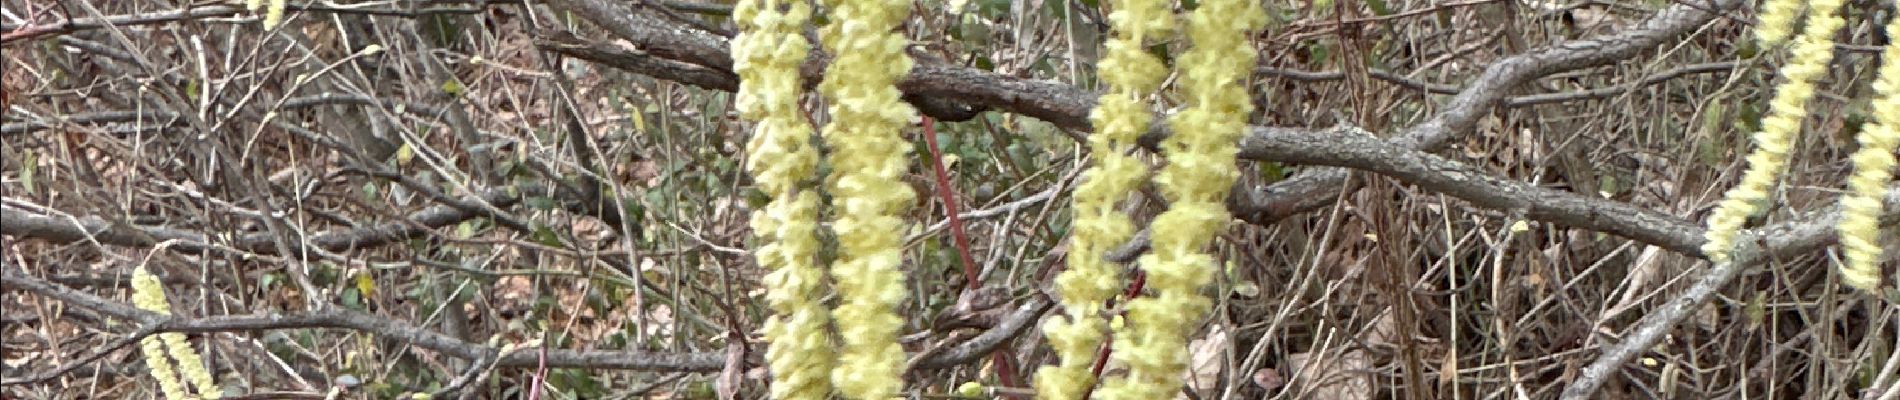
xmin=1752 ymin=0 xmax=1804 ymax=47
xmin=139 ymin=335 xmax=187 ymax=400
xmin=1097 ymin=0 xmax=1264 ymax=399
xmin=132 ymin=268 xmax=188 ymax=400
xmin=733 ymin=0 xmax=835 ymax=399
xmin=134 ymin=269 xmax=219 ymax=398
xmin=161 ymin=331 xmax=221 ymax=399
xmin=263 ymin=0 xmax=287 ymax=30
xmin=1702 ymin=0 xmax=1846 ymax=263
xmin=815 ymin=0 xmax=917 ymax=398
xmin=134 ymin=268 xmax=218 ymax=399
xmin=1836 ymin=16 xmax=1900 ymax=293
xmin=1033 ymin=0 xmax=1172 ymax=398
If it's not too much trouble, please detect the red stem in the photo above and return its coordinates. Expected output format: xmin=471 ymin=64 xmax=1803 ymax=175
xmin=528 ymin=342 xmax=548 ymax=400
xmin=1089 ymin=270 xmax=1146 ymax=378
xmin=920 ymin=116 xmax=1023 ymax=395
xmin=921 ymin=117 xmax=980 ymax=289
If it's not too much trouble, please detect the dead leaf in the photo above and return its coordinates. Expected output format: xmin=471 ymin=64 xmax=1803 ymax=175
xmin=1184 ymin=324 xmax=1231 ymax=397
xmin=932 ymin=287 xmax=1013 ymax=331
xmin=1253 ymin=368 xmax=1286 ymax=391
xmin=1286 ymin=349 xmax=1373 ymax=400
xmin=717 ymin=338 xmax=745 ymax=400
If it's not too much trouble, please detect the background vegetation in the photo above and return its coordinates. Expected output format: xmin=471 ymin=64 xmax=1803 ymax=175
xmin=2 ymin=0 xmax=1897 ymax=398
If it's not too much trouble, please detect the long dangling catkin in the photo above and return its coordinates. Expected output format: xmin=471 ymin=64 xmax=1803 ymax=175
xmin=1835 ymin=16 xmax=1900 ymax=293
xmin=1096 ymin=0 xmax=1264 ymax=399
xmin=1702 ymin=0 xmax=1846 ymax=264
xmin=264 ymin=0 xmax=287 ymax=30
xmin=132 ymin=268 xmax=189 ymax=400
xmin=1032 ymin=0 xmax=1173 ymax=399
xmin=1752 ymin=0 xmax=1804 ymax=47
xmin=814 ymin=0 xmax=918 ymax=398
xmin=132 ymin=267 xmax=221 ymax=399
xmin=733 ymin=0 xmax=835 ymax=399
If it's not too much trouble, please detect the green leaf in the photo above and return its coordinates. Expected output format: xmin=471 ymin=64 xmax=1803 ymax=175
xmin=20 ymin=150 xmax=36 ymax=195
xmin=440 ymin=78 xmax=465 ymax=97
xmin=259 ymin=273 xmax=279 ymax=291
xmin=531 ymin=224 xmax=564 ymax=247
xmin=525 ymin=196 xmax=559 ymax=211
xmin=1367 ymin=0 xmax=1391 ymax=15
xmin=456 ymin=219 xmax=483 ymax=238
xmin=1734 ymin=103 xmax=1762 ymax=134
xmin=1308 ymin=42 xmax=1332 ymax=67
xmin=1257 ymin=162 xmax=1287 ymax=183
xmin=341 ymin=287 xmax=362 ymax=309
xmin=1700 ymin=102 xmax=1727 ymax=137
xmin=742 ymin=187 xmax=771 ymax=209
xmin=1737 ymin=38 xmax=1761 ymax=59
xmin=1743 ymin=290 xmax=1766 ymax=327
xmin=355 ymin=272 xmax=377 ymax=297
xmin=395 ymin=142 xmax=415 ymax=167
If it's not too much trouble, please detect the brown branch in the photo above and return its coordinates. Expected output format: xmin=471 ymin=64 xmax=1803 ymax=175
xmin=532 ymin=0 xmax=1747 ymax=224
xmin=1 ymin=93 xmax=447 ymax=137
xmin=1220 ymin=126 xmax=1900 ymax=258
xmin=1254 ymin=61 xmax=1740 ymax=105
xmin=533 ymin=30 xmax=992 ymax=124
xmin=0 ymin=187 xmax=521 ymax=255
xmin=1233 ymin=0 xmax=1747 ymax=224
xmin=1 ymin=6 xmax=244 ymax=44
xmin=538 ymin=0 xmax=733 ymax=77
xmin=0 ymin=2 xmax=519 ymax=44
xmin=0 ymin=268 xmax=1055 ymax=380
xmin=1255 ymin=67 xmax=1463 ymax=94
xmin=1561 ymin=186 xmax=1900 ymax=398
xmin=533 ymin=0 xmax=1765 ymax=260
xmin=532 ymin=0 xmax=1745 ymax=170
xmin=1503 ymin=61 xmax=1739 ymax=107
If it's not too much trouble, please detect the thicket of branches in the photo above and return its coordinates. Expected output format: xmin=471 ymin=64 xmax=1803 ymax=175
xmin=2 ymin=0 xmax=1898 ymax=399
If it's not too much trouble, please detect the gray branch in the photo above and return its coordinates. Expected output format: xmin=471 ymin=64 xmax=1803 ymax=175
xmin=0 ymin=268 xmax=1053 ymax=379
xmin=1 ymin=187 xmax=519 ymax=255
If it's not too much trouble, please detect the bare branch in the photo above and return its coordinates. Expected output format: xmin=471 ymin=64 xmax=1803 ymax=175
xmin=0 ymin=2 xmax=518 ymax=43
xmin=1561 ymin=186 xmax=1900 ymax=398
xmin=1 ymin=93 xmax=446 ymax=137
xmin=1255 ymin=61 xmax=1740 ymax=106
xmin=1234 ymin=0 xmax=1747 ymax=224
xmin=534 ymin=0 xmax=1773 ymax=266
xmin=0 ymin=268 xmax=1057 ymax=379
xmin=1 ymin=188 xmax=521 ymax=255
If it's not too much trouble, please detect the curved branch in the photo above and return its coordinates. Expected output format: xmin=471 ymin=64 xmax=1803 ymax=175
xmin=1225 ymin=126 xmax=1703 ymax=256
xmin=0 ymin=269 xmax=1055 ymax=379
xmin=0 ymin=3 xmax=516 ymax=44
xmin=1 ymin=93 xmax=447 ymax=137
xmin=1256 ymin=61 xmax=1740 ymax=106
xmin=1 ymin=187 xmax=520 ymax=255
xmin=1234 ymin=0 xmax=1745 ymax=224
xmin=1561 ymin=186 xmax=1900 ymax=398
xmin=535 ymin=0 xmax=1747 ymax=230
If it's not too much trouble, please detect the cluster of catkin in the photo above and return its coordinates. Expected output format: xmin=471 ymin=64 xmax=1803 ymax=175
xmin=133 ymin=267 xmax=222 ymax=400
xmin=1703 ymin=0 xmax=1900 ymax=293
xmin=734 ymin=0 xmax=1266 ymax=398
xmin=738 ymin=0 xmax=1900 ymax=398
xmin=1092 ymin=0 xmax=1265 ymax=399
xmin=733 ymin=0 xmax=919 ymax=398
